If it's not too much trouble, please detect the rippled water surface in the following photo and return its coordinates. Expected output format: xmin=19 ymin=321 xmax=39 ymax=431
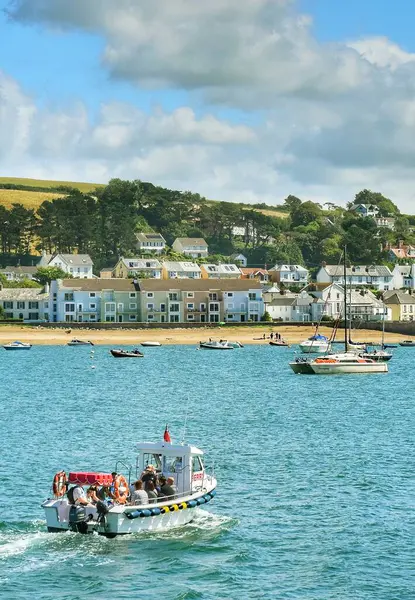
xmin=0 ymin=343 xmax=414 ymax=600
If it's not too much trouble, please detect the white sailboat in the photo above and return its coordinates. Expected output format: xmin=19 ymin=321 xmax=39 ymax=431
xmin=290 ymin=247 xmax=388 ymax=375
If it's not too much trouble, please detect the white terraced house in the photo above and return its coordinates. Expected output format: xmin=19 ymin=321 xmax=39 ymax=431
xmin=172 ymin=238 xmax=208 ymax=258
xmin=0 ymin=266 xmax=38 ymax=281
xmin=162 ymin=261 xmax=202 ymax=279
xmin=316 ymin=264 xmax=393 ymax=291
xmin=392 ymin=264 xmax=415 ymax=290
xmin=38 ymin=253 xmax=94 ymax=279
xmin=268 ymin=264 xmax=309 ymax=286
xmin=0 ymin=287 xmax=49 ymax=321
xmin=135 ymin=232 xmax=166 ymax=255
xmin=309 ymin=283 xmax=391 ymax=321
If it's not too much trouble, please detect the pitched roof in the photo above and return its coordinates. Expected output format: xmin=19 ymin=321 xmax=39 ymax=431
xmin=136 ymin=232 xmax=166 ymax=243
xmin=163 ymin=261 xmax=201 ymax=272
xmin=54 ymin=254 xmax=93 ymax=266
xmin=269 ymin=264 xmax=308 ymax=272
xmin=60 ymin=278 xmax=138 ymax=292
xmin=321 ymin=265 xmax=392 ymax=277
xmin=201 ymin=264 xmax=241 ymax=274
xmin=240 ymin=268 xmax=268 ymax=275
xmin=384 ymin=290 xmax=415 ymax=305
xmin=138 ymin=279 xmax=262 ymax=292
xmin=121 ymin=258 xmax=162 ymax=269
xmin=0 ymin=288 xmax=47 ymax=300
xmin=0 ymin=266 xmax=38 ymax=274
xmin=174 ymin=238 xmax=208 ymax=247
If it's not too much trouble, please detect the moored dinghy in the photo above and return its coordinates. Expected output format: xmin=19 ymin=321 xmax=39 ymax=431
xmin=42 ymin=427 xmax=217 ymax=537
xmin=67 ymin=339 xmax=94 ymax=346
xmin=141 ymin=341 xmax=161 ymax=347
xmin=110 ymin=348 xmax=144 ymax=358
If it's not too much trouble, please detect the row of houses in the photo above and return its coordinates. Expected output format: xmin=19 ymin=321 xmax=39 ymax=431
xmin=0 ymin=279 xmax=264 ymax=324
xmin=2 ymin=278 xmax=415 ymax=323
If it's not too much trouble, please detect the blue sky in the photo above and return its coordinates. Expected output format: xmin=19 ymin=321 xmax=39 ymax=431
xmin=1 ymin=0 xmax=415 ymax=209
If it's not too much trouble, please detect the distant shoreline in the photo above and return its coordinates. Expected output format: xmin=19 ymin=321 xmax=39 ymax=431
xmin=0 ymin=324 xmax=409 ymax=346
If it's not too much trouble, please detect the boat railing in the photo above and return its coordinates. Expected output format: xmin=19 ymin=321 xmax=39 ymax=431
xmin=128 ymin=477 xmax=214 ymax=508
xmin=115 ymin=460 xmax=133 ymax=485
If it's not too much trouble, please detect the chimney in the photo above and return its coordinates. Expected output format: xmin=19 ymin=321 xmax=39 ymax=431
xmin=399 ymin=239 xmax=403 ymax=249
xmin=44 ymin=282 xmax=50 ymax=294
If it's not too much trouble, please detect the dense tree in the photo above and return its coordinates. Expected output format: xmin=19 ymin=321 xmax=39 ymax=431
xmin=34 ymin=267 xmax=73 ymax=285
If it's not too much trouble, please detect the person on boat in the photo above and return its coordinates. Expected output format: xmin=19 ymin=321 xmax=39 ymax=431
xmin=160 ymin=476 xmax=177 ymax=500
xmin=131 ymin=480 xmax=149 ymax=505
xmin=96 ymin=485 xmax=113 ymax=505
xmin=146 ymin=480 xmax=158 ymax=504
xmin=141 ymin=465 xmax=158 ymax=491
xmin=86 ymin=485 xmax=99 ymax=504
xmin=67 ymin=484 xmax=90 ymax=506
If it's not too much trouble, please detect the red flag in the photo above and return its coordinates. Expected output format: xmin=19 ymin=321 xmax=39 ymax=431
xmin=164 ymin=425 xmax=171 ymax=443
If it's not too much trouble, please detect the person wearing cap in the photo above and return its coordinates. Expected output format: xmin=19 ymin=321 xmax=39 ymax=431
xmin=141 ymin=465 xmax=157 ymax=491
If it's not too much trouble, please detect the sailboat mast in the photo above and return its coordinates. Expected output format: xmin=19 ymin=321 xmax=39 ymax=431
xmin=343 ymin=245 xmax=348 ymax=350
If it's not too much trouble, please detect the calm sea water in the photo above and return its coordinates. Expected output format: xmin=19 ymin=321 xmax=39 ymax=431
xmin=0 ymin=343 xmax=414 ymax=600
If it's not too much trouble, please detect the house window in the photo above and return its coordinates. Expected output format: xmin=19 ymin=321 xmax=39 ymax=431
xmin=209 ymin=314 xmax=219 ymax=322
xmin=4 ymin=312 xmax=13 ymax=319
xmin=169 ymin=293 xmax=178 ymax=301
xmin=89 ymin=293 xmax=96 ymax=298
xmin=200 ymin=303 xmax=206 ymax=311
xmin=28 ymin=312 xmax=39 ymax=320
xmin=249 ymin=293 xmax=257 ymax=300
xmin=65 ymin=303 xmax=75 ymax=312
xmin=105 ymin=315 xmax=115 ymax=322
xmin=170 ymin=315 xmax=179 ymax=322
xmin=170 ymin=303 xmax=180 ymax=312
xmin=129 ymin=303 xmax=137 ymax=309
xmin=3 ymin=301 xmax=13 ymax=309
xmin=240 ymin=303 xmax=246 ymax=311
xmin=147 ymin=292 xmax=154 ymax=298
xmin=160 ymin=303 xmax=166 ymax=312
xmin=147 ymin=303 xmax=154 ymax=310
xmin=187 ymin=314 xmax=194 ymax=320
xmin=187 ymin=303 xmax=194 ymax=310
xmin=130 ymin=292 xmax=137 ymax=298
xmin=227 ymin=303 xmax=234 ymax=309
xmin=227 ymin=314 xmax=235 ymax=320
xmin=129 ymin=314 xmax=137 ymax=321
xmin=187 ymin=292 xmax=194 ymax=298
xmin=227 ymin=292 xmax=234 ymax=298
xmin=29 ymin=302 xmax=39 ymax=309
xmin=64 ymin=293 xmax=74 ymax=301
xmin=117 ymin=303 xmax=124 ymax=311
xmin=90 ymin=303 xmax=96 ymax=309
xmin=209 ymin=303 xmax=219 ymax=312
xmin=65 ymin=315 xmax=74 ymax=322
xmin=147 ymin=314 xmax=154 ymax=321
xmin=17 ymin=301 xmax=25 ymax=309
xmin=105 ymin=302 xmax=116 ymax=312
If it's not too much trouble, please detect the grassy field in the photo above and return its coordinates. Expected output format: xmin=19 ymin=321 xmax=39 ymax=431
xmin=0 ymin=177 xmax=104 ymax=193
xmin=0 ymin=177 xmax=288 ymax=217
xmin=0 ymin=189 xmax=65 ymax=209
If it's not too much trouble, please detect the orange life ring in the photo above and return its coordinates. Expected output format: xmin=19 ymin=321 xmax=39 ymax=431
xmin=113 ymin=475 xmax=129 ymax=504
xmin=52 ymin=471 xmax=67 ymax=497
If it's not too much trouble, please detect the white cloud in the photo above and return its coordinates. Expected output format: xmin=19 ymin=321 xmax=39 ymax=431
xmin=5 ymin=1 xmax=415 ymax=210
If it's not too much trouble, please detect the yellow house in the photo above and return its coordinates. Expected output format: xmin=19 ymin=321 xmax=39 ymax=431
xmin=384 ymin=290 xmax=415 ymax=321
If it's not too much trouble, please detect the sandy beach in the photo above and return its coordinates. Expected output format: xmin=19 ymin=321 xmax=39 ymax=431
xmin=0 ymin=324 xmax=411 ymax=346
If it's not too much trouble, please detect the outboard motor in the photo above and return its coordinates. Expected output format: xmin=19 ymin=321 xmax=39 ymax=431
xmin=96 ymin=500 xmax=109 ymax=525
xmin=68 ymin=505 xmax=89 ymax=534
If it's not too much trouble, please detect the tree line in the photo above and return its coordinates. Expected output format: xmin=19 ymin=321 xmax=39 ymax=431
xmin=0 ymin=180 xmax=413 ymax=271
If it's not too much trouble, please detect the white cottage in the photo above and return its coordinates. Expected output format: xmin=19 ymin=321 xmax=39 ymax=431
xmin=0 ymin=287 xmax=49 ymax=321
xmin=43 ymin=254 xmax=94 ymax=279
xmin=162 ymin=261 xmax=202 ymax=279
xmin=172 ymin=238 xmax=208 ymax=258
xmin=316 ymin=264 xmax=393 ymax=291
xmin=268 ymin=264 xmax=309 ymax=286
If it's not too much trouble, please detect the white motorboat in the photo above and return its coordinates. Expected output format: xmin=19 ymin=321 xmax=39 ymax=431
xmin=199 ymin=340 xmax=234 ymax=350
xmin=3 ymin=340 xmax=32 ymax=350
xmin=299 ymin=334 xmax=331 ymax=354
xmin=67 ymin=339 xmax=94 ymax=346
xmin=42 ymin=432 xmax=217 ymax=538
xmin=141 ymin=341 xmax=161 ymax=347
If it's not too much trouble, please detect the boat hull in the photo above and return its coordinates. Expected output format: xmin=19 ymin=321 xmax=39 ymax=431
xmin=289 ymin=360 xmax=315 ymax=374
xmin=310 ymin=362 xmax=388 ymax=374
xmin=141 ymin=342 xmax=161 ymax=347
xmin=299 ymin=343 xmax=330 ymax=353
xmin=110 ymin=350 xmax=143 ymax=358
xmin=3 ymin=346 xmax=31 ymax=350
xmin=199 ymin=344 xmax=233 ymax=350
xmin=43 ymin=486 xmax=216 ymax=537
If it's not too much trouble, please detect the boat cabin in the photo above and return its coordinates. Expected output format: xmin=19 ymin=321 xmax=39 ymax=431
xmin=135 ymin=442 xmax=206 ymax=496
